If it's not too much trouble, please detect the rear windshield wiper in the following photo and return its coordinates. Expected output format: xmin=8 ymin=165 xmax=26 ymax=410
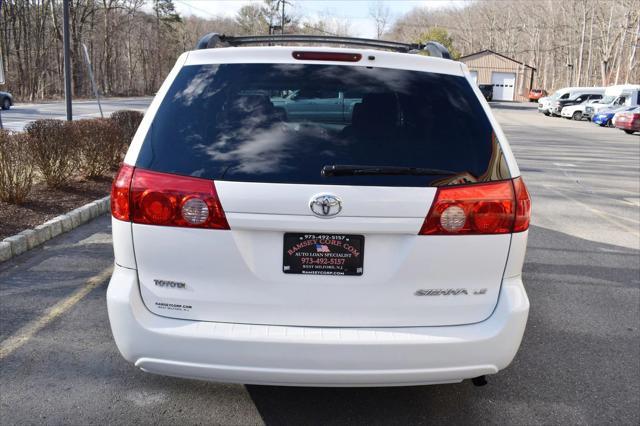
xmin=321 ymin=164 xmax=458 ymax=177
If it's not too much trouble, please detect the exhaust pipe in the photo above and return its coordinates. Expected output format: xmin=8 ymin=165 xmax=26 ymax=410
xmin=472 ymin=375 xmax=487 ymax=387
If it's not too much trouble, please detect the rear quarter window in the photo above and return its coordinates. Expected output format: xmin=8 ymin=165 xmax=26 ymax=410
xmin=137 ymin=63 xmax=510 ymax=187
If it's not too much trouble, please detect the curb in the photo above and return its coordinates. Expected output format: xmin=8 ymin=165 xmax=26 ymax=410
xmin=0 ymin=196 xmax=111 ymax=263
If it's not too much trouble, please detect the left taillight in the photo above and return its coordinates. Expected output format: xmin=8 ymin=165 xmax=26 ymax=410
xmin=111 ymin=164 xmax=134 ymax=221
xmin=419 ymin=177 xmax=531 ymax=235
xmin=110 ymin=165 xmax=229 ymax=230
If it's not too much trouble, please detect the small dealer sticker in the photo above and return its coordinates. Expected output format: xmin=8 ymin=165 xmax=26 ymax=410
xmin=154 ymin=301 xmax=192 ymax=312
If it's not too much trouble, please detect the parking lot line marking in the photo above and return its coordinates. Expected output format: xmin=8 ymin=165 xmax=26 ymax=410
xmin=0 ymin=266 xmax=113 ymax=360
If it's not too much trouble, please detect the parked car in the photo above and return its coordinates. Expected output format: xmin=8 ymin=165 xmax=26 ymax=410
xmin=561 ymin=98 xmax=600 ymax=120
xmin=528 ymin=89 xmax=547 ymax=102
xmin=592 ymin=106 xmax=636 ymax=127
xmin=552 ymin=92 xmax=604 ymax=116
xmin=107 ymin=35 xmax=531 ymax=387
xmin=538 ymin=88 xmax=569 ymax=115
xmin=479 ymin=84 xmax=493 ymax=101
xmin=548 ymin=87 xmax=605 ymax=116
xmin=271 ymin=89 xmax=360 ymax=123
xmin=537 ymin=95 xmax=555 ymax=115
xmin=585 ymin=84 xmax=640 ymax=118
xmin=0 ymin=91 xmax=13 ymax=110
xmin=612 ymin=106 xmax=640 ymax=134
xmin=538 ymin=87 xmax=602 ymax=116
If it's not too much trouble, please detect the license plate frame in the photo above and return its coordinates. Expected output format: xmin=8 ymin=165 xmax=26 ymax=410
xmin=283 ymin=233 xmax=364 ymax=276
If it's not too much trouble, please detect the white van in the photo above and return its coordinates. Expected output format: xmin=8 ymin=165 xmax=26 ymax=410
xmin=585 ymin=84 xmax=640 ymax=118
xmin=560 ymin=89 xmax=606 ymax=120
xmin=551 ymin=87 xmax=606 ymax=116
xmin=538 ymin=87 xmax=605 ymax=116
xmin=106 ymin=34 xmax=531 ymax=387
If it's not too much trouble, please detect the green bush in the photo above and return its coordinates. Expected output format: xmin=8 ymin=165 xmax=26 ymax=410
xmin=74 ymin=118 xmax=124 ymax=178
xmin=0 ymin=130 xmax=35 ymax=204
xmin=24 ymin=119 xmax=77 ymax=188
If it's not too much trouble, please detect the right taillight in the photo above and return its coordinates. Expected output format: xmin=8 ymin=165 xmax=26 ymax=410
xmin=110 ymin=165 xmax=229 ymax=230
xmin=419 ymin=178 xmax=531 ymax=235
xmin=513 ymin=177 xmax=531 ymax=232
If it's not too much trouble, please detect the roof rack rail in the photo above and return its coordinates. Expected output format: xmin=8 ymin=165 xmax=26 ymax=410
xmin=195 ymin=33 xmax=451 ymax=59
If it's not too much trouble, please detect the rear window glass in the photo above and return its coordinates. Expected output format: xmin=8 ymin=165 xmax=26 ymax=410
xmin=137 ymin=63 xmax=510 ymax=187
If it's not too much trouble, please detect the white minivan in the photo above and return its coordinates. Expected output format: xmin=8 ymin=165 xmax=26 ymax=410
xmin=107 ymin=34 xmax=531 ymax=387
xmin=539 ymin=86 xmax=604 ymax=116
xmin=585 ymin=84 xmax=640 ymax=118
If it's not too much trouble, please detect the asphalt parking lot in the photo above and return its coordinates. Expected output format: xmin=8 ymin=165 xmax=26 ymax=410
xmin=1 ymin=102 xmax=638 ymax=425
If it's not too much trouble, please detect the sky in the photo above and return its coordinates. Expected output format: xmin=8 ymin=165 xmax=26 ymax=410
xmin=172 ymin=1 xmax=468 ymax=38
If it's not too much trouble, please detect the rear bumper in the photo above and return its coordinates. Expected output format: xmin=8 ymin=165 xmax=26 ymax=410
xmin=107 ymin=265 xmax=529 ymax=387
xmin=616 ymin=122 xmax=640 ymax=131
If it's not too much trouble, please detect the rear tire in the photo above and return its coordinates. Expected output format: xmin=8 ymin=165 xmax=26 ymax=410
xmin=624 ymin=130 xmax=635 ymax=134
xmin=572 ymin=111 xmax=583 ymax=121
xmin=543 ymin=111 xmax=550 ymax=116
xmin=1 ymin=98 xmax=9 ymax=110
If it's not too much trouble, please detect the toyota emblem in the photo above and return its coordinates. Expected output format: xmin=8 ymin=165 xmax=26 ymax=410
xmin=310 ymin=194 xmax=342 ymax=218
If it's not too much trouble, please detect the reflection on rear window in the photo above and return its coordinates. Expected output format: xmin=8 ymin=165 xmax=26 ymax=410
xmin=137 ymin=64 xmax=510 ymax=187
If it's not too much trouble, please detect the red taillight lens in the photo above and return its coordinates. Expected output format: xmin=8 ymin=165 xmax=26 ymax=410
xmin=419 ymin=178 xmax=531 ymax=235
xmin=513 ymin=177 xmax=531 ymax=232
xmin=130 ymin=168 xmax=229 ymax=229
xmin=139 ymin=191 xmax=176 ymax=224
xmin=292 ymin=51 xmax=362 ymax=62
xmin=111 ymin=167 xmax=229 ymax=230
xmin=111 ymin=164 xmax=134 ymax=221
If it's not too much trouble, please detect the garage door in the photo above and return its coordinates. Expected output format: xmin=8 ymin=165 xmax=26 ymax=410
xmin=470 ymin=70 xmax=478 ymax=85
xmin=491 ymin=72 xmax=516 ymax=101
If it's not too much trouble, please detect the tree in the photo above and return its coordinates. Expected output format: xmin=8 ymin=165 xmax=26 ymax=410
xmin=152 ymin=0 xmax=181 ymax=90
xmin=369 ymin=1 xmax=390 ymax=39
xmin=387 ymin=0 xmax=639 ymax=90
xmin=153 ymin=0 xmax=180 ymax=25
xmin=235 ymin=4 xmax=267 ymax=35
xmin=262 ymin=0 xmax=292 ymax=35
xmin=1 ymin=0 xmax=638 ymax=99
